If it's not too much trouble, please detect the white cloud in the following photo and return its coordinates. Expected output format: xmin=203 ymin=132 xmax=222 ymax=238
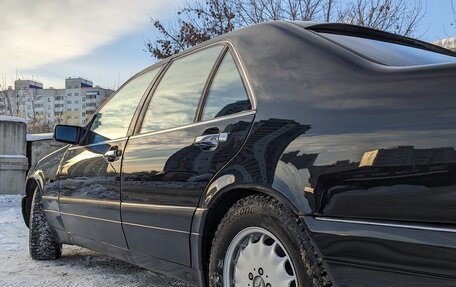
xmin=0 ymin=0 xmax=183 ymax=85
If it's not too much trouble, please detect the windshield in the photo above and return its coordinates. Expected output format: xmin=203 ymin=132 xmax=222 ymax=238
xmin=320 ymin=32 xmax=456 ymax=67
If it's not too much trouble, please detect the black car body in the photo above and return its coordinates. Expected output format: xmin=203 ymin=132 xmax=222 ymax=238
xmin=22 ymin=21 xmax=456 ymax=286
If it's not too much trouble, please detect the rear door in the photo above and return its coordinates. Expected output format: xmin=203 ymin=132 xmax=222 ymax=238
xmin=58 ymin=67 xmax=161 ymax=248
xmin=121 ymin=45 xmax=255 ymax=265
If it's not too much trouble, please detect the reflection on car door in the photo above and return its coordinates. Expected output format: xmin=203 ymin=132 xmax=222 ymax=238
xmin=58 ymin=68 xmax=160 ymax=248
xmin=121 ymin=46 xmax=255 ymax=265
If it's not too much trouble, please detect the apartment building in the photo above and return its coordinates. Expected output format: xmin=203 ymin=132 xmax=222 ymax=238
xmin=0 ymin=78 xmax=113 ymax=127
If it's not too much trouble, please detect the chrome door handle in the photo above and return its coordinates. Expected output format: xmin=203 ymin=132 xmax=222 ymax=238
xmin=103 ymin=148 xmax=121 ymax=162
xmin=194 ymin=132 xmax=229 ymax=151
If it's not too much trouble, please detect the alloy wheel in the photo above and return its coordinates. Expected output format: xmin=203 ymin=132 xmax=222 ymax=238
xmin=223 ymin=227 xmax=298 ymax=287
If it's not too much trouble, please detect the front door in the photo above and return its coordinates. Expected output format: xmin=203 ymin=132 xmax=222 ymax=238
xmin=58 ymin=67 xmax=161 ymax=248
xmin=58 ymin=139 xmax=127 ymax=247
xmin=121 ymin=46 xmax=255 ymax=265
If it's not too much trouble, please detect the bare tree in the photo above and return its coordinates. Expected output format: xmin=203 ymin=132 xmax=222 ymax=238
xmin=53 ymin=111 xmax=71 ymax=126
xmin=146 ymin=0 xmax=236 ymax=59
xmin=25 ymin=89 xmax=45 ymax=133
xmin=0 ymin=77 xmax=57 ymax=133
xmin=8 ymin=86 xmax=28 ymax=118
xmin=452 ymin=0 xmax=456 ymax=28
xmin=339 ymin=0 xmax=424 ymax=36
xmin=0 ymin=76 xmax=14 ymax=116
xmin=146 ymin=0 xmax=424 ymax=59
xmin=232 ymin=0 xmax=335 ymax=24
xmin=27 ymin=90 xmax=37 ymax=132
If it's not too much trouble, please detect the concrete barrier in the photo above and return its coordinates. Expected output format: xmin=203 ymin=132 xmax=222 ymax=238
xmin=0 ymin=116 xmax=28 ymax=195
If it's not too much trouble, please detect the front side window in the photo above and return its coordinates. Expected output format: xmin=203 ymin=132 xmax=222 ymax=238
xmin=141 ymin=45 xmax=224 ymax=133
xmin=201 ymin=51 xmax=251 ymax=121
xmin=87 ymin=67 xmax=160 ymax=143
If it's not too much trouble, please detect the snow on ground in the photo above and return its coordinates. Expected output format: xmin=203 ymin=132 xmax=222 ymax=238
xmin=26 ymin=133 xmax=53 ymax=141
xmin=0 ymin=195 xmax=191 ymax=287
xmin=0 ymin=116 xmax=26 ymax=124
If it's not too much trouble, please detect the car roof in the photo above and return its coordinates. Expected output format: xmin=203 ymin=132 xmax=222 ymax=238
xmin=133 ymin=20 xmax=456 ymax=115
xmin=140 ymin=20 xmax=455 ymax=74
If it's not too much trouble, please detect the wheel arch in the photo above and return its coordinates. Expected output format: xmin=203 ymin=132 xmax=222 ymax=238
xmin=22 ymin=174 xmax=44 ymax=228
xmin=203 ymin=183 xmax=301 ymax=213
xmin=193 ymin=183 xmax=303 ymax=286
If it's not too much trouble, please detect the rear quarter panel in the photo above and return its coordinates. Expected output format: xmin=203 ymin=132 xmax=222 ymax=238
xmin=204 ymin=23 xmax=456 ymax=282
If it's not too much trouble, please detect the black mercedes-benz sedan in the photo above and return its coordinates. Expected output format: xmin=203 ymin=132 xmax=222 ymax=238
xmin=22 ymin=21 xmax=456 ymax=286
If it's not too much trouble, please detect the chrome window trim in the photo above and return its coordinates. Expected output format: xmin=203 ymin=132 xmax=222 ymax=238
xmin=134 ymin=41 xmax=256 ymax=136
xmin=81 ymin=65 xmax=165 ymax=138
xmin=45 ymin=209 xmax=191 ymax=235
xmin=54 ymin=196 xmax=197 ymax=212
xmin=130 ymin=110 xmax=256 ymax=140
xmin=45 ymin=209 xmax=120 ymax=224
xmin=139 ymin=44 xmax=227 ymax=135
xmin=223 ymin=41 xmax=257 ymax=110
xmin=68 ymin=136 xmax=129 ymax=150
xmin=159 ymin=40 xmax=256 ymax=110
xmin=122 ymin=222 xmax=189 ymax=234
xmin=42 ymin=195 xmax=59 ymax=201
xmin=122 ymin=202 xmax=195 ymax=211
xmin=67 ymin=40 xmax=256 ymax=143
xmin=59 ymin=196 xmax=120 ymax=206
xmin=315 ymin=217 xmax=456 ymax=233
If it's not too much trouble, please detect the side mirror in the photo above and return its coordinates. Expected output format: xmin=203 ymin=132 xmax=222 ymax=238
xmin=54 ymin=125 xmax=82 ymax=144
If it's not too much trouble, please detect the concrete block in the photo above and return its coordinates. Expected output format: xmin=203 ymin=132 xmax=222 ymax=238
xmin=0 ymin=116 xmax=27 ymax=195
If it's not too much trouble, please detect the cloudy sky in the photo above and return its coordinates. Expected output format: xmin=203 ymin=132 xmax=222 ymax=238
xmin=0 ymin=0 xmax=184 ymax=90
xmin=0 ymin=0 xmax=454 ymax=91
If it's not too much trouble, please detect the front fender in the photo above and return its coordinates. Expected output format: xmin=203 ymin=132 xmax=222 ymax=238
xmin=22 ymin=145 xmax=67 ymax=227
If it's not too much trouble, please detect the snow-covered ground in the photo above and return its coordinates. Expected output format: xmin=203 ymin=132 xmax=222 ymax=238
xmin=0 ymin=195 xmax=191 ymax=287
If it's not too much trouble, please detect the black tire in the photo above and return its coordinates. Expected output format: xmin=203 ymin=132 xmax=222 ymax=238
xmin=208 ymin=195 xmax=332 ymax=287
xmin=29 ymin=188 xmax=62 ymax=260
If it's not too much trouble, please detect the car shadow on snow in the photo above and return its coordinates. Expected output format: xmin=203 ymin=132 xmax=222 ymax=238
xmin=53 ymin=245 xmax=192 ymax=286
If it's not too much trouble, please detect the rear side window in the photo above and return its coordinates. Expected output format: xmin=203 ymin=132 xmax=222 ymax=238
xmin=86 ymin=68 xmax=160 ymax=143
xmin=201 ymin=51 xmax=251 ymax=121
xmin=320 ymin=32 xmax=456 ymax=66
xmin=141 ymin=45 xmax=224 ymax=133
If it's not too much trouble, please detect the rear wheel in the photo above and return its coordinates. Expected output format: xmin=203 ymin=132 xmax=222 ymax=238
xmin=29 ymin=188 xmax=62 ymax=260
xmin=208 ymin=195 xmax=331 ymax=287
